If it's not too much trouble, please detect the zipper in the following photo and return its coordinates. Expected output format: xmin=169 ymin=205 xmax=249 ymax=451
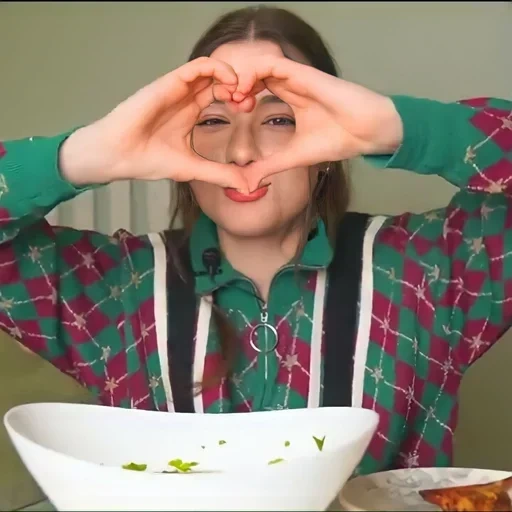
xmin=232 ymin=265 xmax=324 ymax=410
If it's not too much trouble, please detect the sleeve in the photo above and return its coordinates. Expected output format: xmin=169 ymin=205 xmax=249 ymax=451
xmin=367 ymin=96 xmax=512 ymax=372
xmin=0 ymin=133 xmax=154 ymax=394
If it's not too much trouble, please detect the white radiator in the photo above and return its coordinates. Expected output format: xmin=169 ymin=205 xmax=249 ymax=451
xmin=45 ymin=180 xmax=175 ymax=235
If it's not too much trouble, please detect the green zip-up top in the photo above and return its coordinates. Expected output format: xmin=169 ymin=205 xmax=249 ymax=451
xmin=0 ymin=95 xmax=511 ymax=475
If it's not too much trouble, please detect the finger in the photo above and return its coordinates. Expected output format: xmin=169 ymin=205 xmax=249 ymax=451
xmin=235 ymin=56 xmax=297 ymax=95
xmin=176 ymin=57 xmax=238 ymax=88
xmin=232 ymin=95 xmax=256 ymax=113
xmin=232 ymin=80 xmax=266 ymax=103
xmin=194 ymin=83 xmax=234 ymax=110
xmin=149 ymin=57 xmax=238 ymax=110
xmin=188 ymin=158 xmax=249 ymax=191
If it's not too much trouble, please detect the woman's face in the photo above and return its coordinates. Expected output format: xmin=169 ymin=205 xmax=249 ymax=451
xmin=190 ymin=40 xmax=318 ymax=239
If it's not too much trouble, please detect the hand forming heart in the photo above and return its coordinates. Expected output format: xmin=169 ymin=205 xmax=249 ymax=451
xmin=60 ymin=57 xmax=251 ymax=190
xmin=60 ymin=56 xmax=403 ymax=194
xmin=231 ymin=56 xmax=404 ymax=192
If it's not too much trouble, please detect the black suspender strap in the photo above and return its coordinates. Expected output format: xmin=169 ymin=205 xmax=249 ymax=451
xmin=322 ymin=212 xmax=370 ymax=407
xmin=164 ymin=230 xmax=196 ymax=413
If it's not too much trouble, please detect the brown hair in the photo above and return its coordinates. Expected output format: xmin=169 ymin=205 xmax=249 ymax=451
xmin=169 ymin=5 xmax=350 ymax=388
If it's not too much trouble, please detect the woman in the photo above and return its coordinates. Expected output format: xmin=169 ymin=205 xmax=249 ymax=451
xmin=0 ymin=5 xmax=510 ymax=477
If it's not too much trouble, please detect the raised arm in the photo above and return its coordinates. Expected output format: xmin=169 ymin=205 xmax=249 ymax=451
xmin=0 ymin=134 xmax=152 ymax=402
xmin=370 ymin=95 xmax=512 ymax=371
xmin=0 ymin=56 xmax=249 ymax=404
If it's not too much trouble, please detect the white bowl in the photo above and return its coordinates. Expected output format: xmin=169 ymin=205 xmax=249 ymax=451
xmin=4 ymin=403 xmax=378 ymax=511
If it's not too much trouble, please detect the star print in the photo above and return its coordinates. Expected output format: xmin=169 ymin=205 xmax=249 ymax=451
xmin=141 ymin=324 xmax=150 ymax=339
xmin=282 ymin=353 xmax=299 ymax=370
xmin=441 ymin=358 xmax=454 ymax=373
xmin=428 ymin=265 xmax=440 ymax=283
xmin=28 ymin=246 xmax=41 ymax=262
xmin=464 ymin=146 xmax=476 ymax=164
xmin=502 ymin=117 xmax=512 ymax=131
xmin=486 ymin=179 xmax=505 ymax=194
xmin=468 ymin=334 xmax=485 ymax=350
xmin=388 ymin=268 xmax=397 ymax=282
xmin=466 ymin=237 xmax=483 ymax=254
xmin=406 ymin=386 xmax=415 ymax=405
xmin=415 ymin=286 xmax=426 ymax=301
xmin=402 ymin=451 xmax=419 ymax=468
xmin=82 ymin=253 xmax=94 ymax=268
xmin=110 ymin=286 xmax=121 ymax=299
xmin=380 ymin=318 xmax=390 ymax=334
xmin=481 ymin=204 xmax=493 ymax=220
xmin=295 ymin=302 xmax=305 ymax=317
xmin=104 ymin=378 xmax=119 ymax=393
xmin=0 ymin=297 xmax=14 ymax=310
xmin=149 ymin=376 xmax=160 ymax=390
xmin=131 ymin=272 xmax=141 ymax=287
xmin=73 ymin=313 xmax=86 ymax=329
xmin=424 ymin=211 xmax=441 ymax=222
xmin=0 ymin=174 xmax=8 ymax=199
xmin=370 ymin=367 xmax=384 ymax=383
xmin=231 ymin=374 xmax=242 ymax=387
xmin=100 ymin=346 xmax=111 ymax=362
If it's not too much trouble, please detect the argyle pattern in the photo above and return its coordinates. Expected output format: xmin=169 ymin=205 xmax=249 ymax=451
xmin=0 ymin=96 xmax=511 ymax=477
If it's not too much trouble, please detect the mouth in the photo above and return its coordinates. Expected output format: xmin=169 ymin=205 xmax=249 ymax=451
xmin=224 ymin=185 xmax=270 ymax=203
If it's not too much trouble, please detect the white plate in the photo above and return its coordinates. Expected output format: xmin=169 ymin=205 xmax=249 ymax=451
xmin=339 ymin=467 xmax=512 ymax=511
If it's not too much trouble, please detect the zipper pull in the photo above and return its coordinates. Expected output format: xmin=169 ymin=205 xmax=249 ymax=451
xmin=250 ymin=302 xmax=279 ymax=354
xmin=261 ymin=303 xmax=269 ymax=324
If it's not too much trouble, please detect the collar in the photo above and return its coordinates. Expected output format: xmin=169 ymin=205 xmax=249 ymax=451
xmin=189 ymin=212 xmax=334 ymax=295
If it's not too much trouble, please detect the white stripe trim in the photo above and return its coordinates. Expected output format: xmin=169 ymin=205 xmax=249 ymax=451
xmin=148 ymin=232 xmax=174 ymax=412
xmin=351 ymin=215 xmax=387 ymax=408
xmin=193 ymin=296 xmax=213 ymax=413
xmin=308 ymin=269 xmax=327 ymax=408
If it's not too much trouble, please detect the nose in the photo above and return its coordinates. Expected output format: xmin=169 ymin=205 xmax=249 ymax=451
xmin=225 ymin=126 xmax=259 ymax=168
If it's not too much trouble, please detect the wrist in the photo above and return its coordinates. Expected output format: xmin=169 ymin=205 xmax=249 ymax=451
xmin=59 ymin=125 xmax=112 ymax=186
xmin=369 ymin=96 xmax=404 ymax=155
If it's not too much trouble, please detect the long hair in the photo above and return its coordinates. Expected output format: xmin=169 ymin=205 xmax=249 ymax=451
xmin=169 ymin=5 xmax=350 ymax=388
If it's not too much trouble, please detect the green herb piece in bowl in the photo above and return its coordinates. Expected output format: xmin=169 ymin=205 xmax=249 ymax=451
xmin=168 ymin=458 xmax=199 ymax=473
xmin=218 ymin=440 xmax=227 ymax=446
xmin=313 ymin=435 xmax=326 ymax=452
xmin=268 ymin=458 xmax=285 ymax=465
xmin=122 ymin=462 xmax=147 ymax=471
xmin=284 ymin=440 xmax=290 ymax=447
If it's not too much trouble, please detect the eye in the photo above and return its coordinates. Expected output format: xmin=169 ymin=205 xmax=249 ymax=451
xmin=196 ymin=118 xmax=229 ymax=127
xmin=264 ymin=117 xmax=295 ymax=127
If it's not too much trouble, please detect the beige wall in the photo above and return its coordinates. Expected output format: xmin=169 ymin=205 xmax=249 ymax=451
xmin=0 ymin=2 xmax=511 ymax=509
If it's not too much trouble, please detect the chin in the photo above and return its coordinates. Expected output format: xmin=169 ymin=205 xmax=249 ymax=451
xmin=211 ymin=212 xmax=284 ymax=239
xmin=218 ymin=220 xmax=282 ymax=239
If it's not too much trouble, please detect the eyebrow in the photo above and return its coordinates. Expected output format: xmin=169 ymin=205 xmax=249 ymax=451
xmin=211 ymin=94 xmax=286 ymax=106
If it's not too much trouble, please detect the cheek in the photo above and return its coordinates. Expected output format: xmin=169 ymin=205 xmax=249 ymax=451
xmin=189 ymin=181 xmax=219 ymax=209
xmin=271 ymin=168 xmax=313 ymax=207
xmin=191 ymin=129 xmax=229 ymax=163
